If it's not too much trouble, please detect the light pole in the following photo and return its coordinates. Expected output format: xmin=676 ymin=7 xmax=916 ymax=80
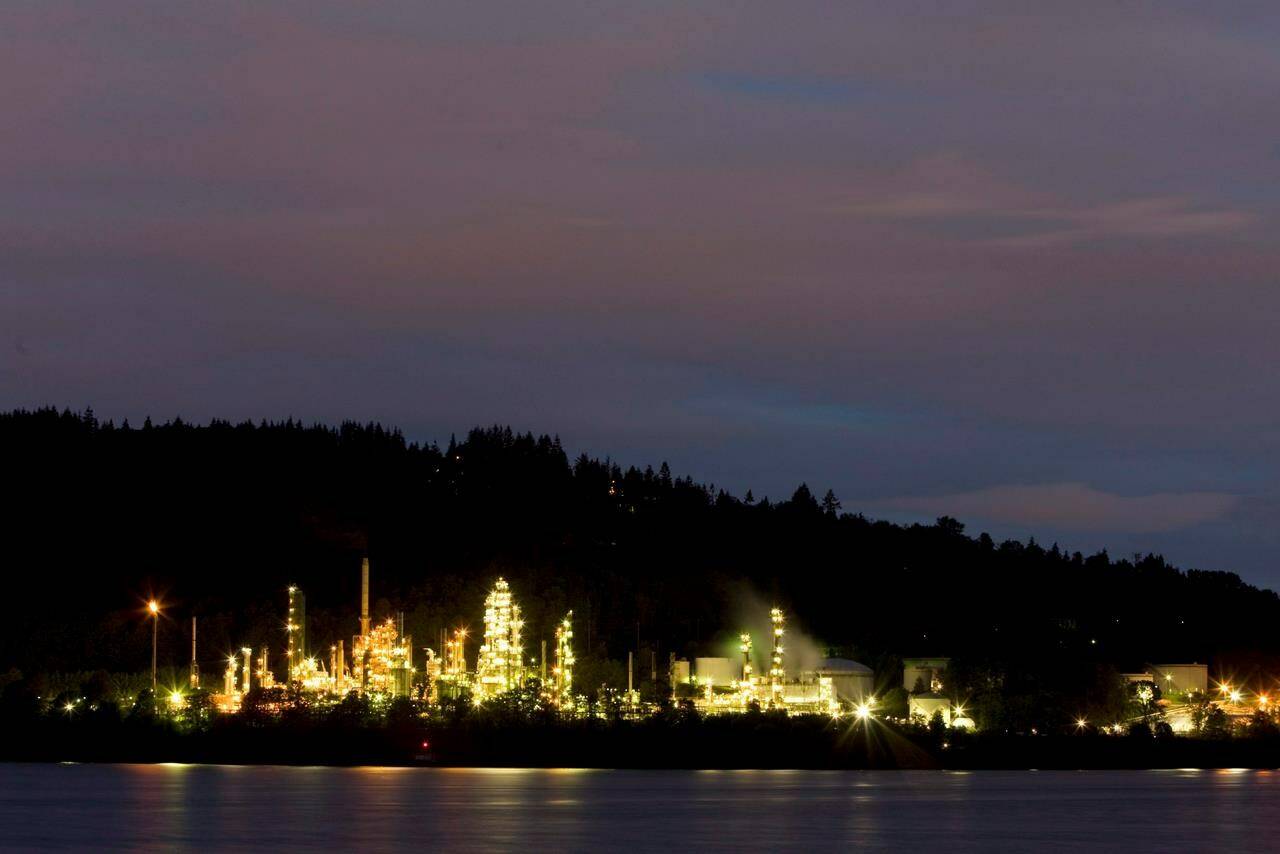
xmin=148 ymin=600 xmax=160 ymax=696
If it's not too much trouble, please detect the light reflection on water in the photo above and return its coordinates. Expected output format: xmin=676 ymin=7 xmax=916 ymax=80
xmin=2 ymin=764 xmax=1278 ymax=852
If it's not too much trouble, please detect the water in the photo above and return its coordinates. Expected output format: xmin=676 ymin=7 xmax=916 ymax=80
xmin=1 ymin=764 xmax=1276 ymax=852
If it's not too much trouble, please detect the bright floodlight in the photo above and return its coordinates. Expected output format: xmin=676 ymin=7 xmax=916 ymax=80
xmin=1076 ymin=718 xmax=1088 ymax=729
xmin=1230 ymin=690 xmax=1242 ymax=703
xmin=148 ymin=600 xmax=159 ymax=615
xmin=855 ymin=703 xmax=872 ymax=720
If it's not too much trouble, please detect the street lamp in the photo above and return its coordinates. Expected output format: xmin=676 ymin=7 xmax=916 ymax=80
xmin=148 ymin=600 xmax=160 ymax=695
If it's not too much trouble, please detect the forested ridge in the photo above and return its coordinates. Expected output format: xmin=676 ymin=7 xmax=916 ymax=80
xmin=4 ymin=407 xmax=1277 ymax=691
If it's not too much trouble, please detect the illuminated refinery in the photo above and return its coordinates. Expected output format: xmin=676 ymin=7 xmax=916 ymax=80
xmin=180 ymin=558 xmax=1242 ymax=737
xmin=196 ymin=558 xmax=877 ymax=721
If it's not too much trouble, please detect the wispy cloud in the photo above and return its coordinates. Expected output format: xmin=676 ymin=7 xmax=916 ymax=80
xmin=875 ymin=482 xmax=1239 ymax=534
xmin=828 ymin=153 xmax=1255 ymax=248
xmin=836 ymin=191 xmax=1253 ymax=247
xmin=987 ymin=197 xmax=1255 ymax=248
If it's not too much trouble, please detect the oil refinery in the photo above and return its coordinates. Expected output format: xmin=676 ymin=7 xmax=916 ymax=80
xmin=171 ymin=558 xmax=1237 ymax=736
xmin=197 ymin=558 xmax=859 ymax=720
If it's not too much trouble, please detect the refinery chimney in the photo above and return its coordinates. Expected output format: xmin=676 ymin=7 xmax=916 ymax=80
xmin=189 ymin=617 xmax=199 ymax=689
xmin=360 ymin=557 xmax=371 ymax=639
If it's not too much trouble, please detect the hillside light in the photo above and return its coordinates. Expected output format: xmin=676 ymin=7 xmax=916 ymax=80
xmin=855 ymin=703 xmax=872 ymax=721
xmin=1230 ymin=690 xmax=1242 ymax=703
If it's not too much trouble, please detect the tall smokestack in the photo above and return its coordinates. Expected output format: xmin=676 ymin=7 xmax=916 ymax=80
xmin=360 ymin=558 xmax=370 ymax=638
xmin=189 ymin=617 xmax=199 ymax=689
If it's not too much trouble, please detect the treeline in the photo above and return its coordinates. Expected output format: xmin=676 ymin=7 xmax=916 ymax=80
xmin=3 ymin=407 xmax=1279 ymax=689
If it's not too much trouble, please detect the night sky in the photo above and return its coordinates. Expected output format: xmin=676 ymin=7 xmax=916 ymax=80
xmin=3 ymin=3 xmax=1278 ymax=584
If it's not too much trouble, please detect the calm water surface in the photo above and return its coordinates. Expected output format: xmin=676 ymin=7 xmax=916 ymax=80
xmin=1 ymin=764 xmax=1275 ymax=851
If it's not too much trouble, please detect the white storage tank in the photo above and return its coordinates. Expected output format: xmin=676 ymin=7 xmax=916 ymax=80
xmin=903 ymin=657 xmax=949 ymax=693
xmin=909 ymin=692 xmax=952 ymax=725
xmin=809 ymin=658 xmax=875 ymax=705
xmin=694 ymin=657 xmax=736 ymax=687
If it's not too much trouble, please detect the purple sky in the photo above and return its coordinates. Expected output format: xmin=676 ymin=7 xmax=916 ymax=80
xmin=4 ymin=2 xmax=1279 ymax=583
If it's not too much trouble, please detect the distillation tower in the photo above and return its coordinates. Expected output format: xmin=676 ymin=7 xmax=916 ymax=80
xmin=552 ymin=610 xmax=575 ymax=706
xmin=286 ymin=586 xmax=306 ymax=682
xmin=769 ymin=607 xmax=786 ymax=707
xmin=475 ymin=578 xmax=524 ymax=699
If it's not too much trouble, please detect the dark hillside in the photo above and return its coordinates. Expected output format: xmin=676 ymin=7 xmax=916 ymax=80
xmin=3 ymin=408 xmax=1276 ymax=690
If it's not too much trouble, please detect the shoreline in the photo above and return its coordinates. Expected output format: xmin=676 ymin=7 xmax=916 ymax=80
xmin=6 ymin=737 xmax=1280 ymax=771
xmin=5 ymin=759 xmax=1280 ymax=772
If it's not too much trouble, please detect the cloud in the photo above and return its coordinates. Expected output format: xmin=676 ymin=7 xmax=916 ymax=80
xmin=875 ymin=482 xmax=1239 ymax=534
xmin=828 ymin=155 xmax=1255 ymax=247
xmin=985 ymin=198 xmax=1255 ymax=248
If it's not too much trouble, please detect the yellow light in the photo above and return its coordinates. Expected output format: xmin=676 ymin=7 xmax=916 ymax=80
xmin=148 ymin=600 xmax=159 ymax=615
xmin=169 ymin=691 xmax=184 ymax=707
xmin=64 ymin=702 xmax=76 ymax=713
xmin=1260 ymin=695 xmax=1270 ymax=707
xmin=1230 ymin=690 xmax=1242 ymax=703
xmin=1076 ymin=718 xmax=1088 ymax=729
xmin=855 ymin=703 xmax=872 ymax=720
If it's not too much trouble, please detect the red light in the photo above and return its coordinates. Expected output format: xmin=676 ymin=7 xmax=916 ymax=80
xmin=421 ymin=741 xmax=430 ymax=749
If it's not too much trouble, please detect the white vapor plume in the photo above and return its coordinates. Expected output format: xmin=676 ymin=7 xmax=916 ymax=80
xmin=726 ymin=584 xmax=825 ymax=677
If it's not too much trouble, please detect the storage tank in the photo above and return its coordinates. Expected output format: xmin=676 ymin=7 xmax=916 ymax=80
xmin=903 ymin=657 xmax=949 ymax=693
xmin=809 ymin=658 xmax=875 ymax=705
xmin=909 ymin=692 xmax=952 ymax=725
xmin=694 ymin=657 xmax=736 ymax=687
